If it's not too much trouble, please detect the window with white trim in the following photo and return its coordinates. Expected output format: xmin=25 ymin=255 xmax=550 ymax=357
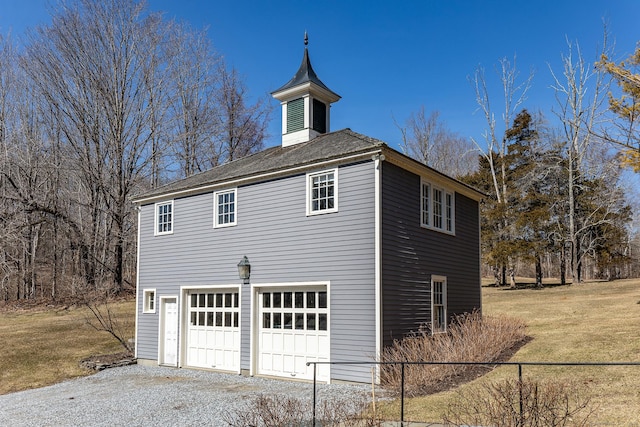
xmin=421 ymin=182 xmax=430 ymax=226
xmin=307 ymin=169 xmax=338 ymax=215
xmin=143 ymin=289 xmax=156 ymax=313
xmin=445 ymin=193 xmax=453 ymax=232
xmin=155 ymin=201 xmax=173 ymax=235
xmin=421 ymin=180 xmax=455 ymax=234
xmin=433 ymin=187 xmax=443 ymax=229
xmin=214 ymin=189 xmax=237 ymax=228
xmin=431 ymin=276 xmax=447 ymax=333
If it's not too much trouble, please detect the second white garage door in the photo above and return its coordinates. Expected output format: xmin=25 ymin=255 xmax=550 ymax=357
xmin=258 ymin=287 xmax=329 ymax=381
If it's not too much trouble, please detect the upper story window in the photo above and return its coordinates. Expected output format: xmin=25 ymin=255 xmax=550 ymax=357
xmin=421 ymin=182 xmax=430 ymax=226
xmin=421 ymin=180 xmax=454 ymax=234
xmin=214 ymin=189 xmax=237 ymax=228
xmin=307 ymin=169 xmax=338 ymax=215
xmin=155 ymin=201 xmax=173 ymax=235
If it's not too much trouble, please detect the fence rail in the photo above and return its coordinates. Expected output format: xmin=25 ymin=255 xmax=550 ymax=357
xmin=307 ymin=360 xmax=640 ymax=426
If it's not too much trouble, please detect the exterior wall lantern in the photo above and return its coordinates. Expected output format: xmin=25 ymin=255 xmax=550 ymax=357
xmin=237 ymin=256 xmax=251 ymax=284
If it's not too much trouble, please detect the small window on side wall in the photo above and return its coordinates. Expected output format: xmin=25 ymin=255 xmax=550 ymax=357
xmin=154 ymin=201 xmax=173 ymax=235
xmin=431 ymin=276 xmax=447 ymax=333
xmin=143 ymin=289 xmax=156 ymax=313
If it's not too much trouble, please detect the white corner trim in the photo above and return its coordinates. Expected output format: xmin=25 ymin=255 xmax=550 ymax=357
xmin=374 ymin=155 xmax=382 ymax=383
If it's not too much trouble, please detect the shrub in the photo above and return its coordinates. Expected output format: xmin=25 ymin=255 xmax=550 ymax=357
xmin=379 ymin=312 xmax=527 ymax=396
xmin=223 ymin=394 xmax=383 ymax=427
xmin=442 ymin=377 xmax=595 ymax=427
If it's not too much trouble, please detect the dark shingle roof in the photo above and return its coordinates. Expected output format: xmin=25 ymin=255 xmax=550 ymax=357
xmin=134 ymin=129 xmax=385 ymax=202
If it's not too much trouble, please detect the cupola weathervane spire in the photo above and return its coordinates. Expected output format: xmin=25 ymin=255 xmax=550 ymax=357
xmin=304 ymin=31 xmax=308 ymax=47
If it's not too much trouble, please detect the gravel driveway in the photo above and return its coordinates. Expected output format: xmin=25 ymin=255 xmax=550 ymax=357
xmin=0 ymin=365 xmax=372 ymax=426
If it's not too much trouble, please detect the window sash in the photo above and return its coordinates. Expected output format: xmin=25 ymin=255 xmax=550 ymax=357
xmin=432 ymin=188 xmax=443 ymax=229
xmin=155 ymin=202 xmax=173 ymax=235
xmin=420 ymin=180 xmax=454 ymax=234
xmin=432 ymin=278 xmax=447 ymax=333
xmin=143 ymin=289 xmax=156 ymax=313
xmin=421 ymin=183 xmax=430 ymax=227
xmin=214 ymin=189 xmax=237 ymax=227
xmin=308 ymin=170 xmax=337 ymax=214
xmin=445 ymin=193 xmax=453 ymax=232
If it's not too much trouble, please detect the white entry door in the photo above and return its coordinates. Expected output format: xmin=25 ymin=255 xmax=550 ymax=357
xmin=160 ymin=297 xmax=178 ymax=366
xmin=186 ymin=290 xmax=240 ymax=371
xmin=258 ymin=288 xmax=329 ymax=381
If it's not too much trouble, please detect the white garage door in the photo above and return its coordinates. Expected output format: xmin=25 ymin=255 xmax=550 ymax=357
xmin=186 ymin=290 xmax=240 ymax=371
xmin=258 ymin=287 xmax=329 ymax=381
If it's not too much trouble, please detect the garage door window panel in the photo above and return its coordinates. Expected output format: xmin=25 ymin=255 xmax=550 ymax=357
xmin=261 ymin=290 xmax=328 ymax=331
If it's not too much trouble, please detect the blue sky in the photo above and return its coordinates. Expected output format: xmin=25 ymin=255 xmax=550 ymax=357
xmin=1 ymin=0 xmax=639 ymax=153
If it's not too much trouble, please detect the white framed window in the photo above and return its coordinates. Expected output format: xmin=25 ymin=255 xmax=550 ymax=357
xmin=307 ymin=169 xmax=338 ymax=215
xmin=421 ymin=182 xmax=430 ymax=227
xmin=421 ymin=179 xmax=455 ymax=234
xmin=143 ymin=289 xmax=156 ymax=314
xmin=214 ymin=189 xmax=237 ymax=228
xmin=433 ymin=187 xmax=443 ymax=229
xmin=154 ymin=201 xmax=173 ymax=235
xmin=445 ymin=192 xmax=454 ymax=232
xmin=431 ymin=276 xmax=447 ymax=333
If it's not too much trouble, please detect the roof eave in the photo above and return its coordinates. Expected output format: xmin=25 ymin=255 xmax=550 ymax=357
xmin=272 ymin=81 xmax=341 ymax=103
xmin=132 ymin=146 xmax=383 ymax=205
xmin=382 ymin=149 xmax=486 ymax=201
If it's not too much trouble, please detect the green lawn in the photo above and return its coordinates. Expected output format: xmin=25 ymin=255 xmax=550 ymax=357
xmin=0 ymin=300 xmax=135 ymax=395
xmin=378 ymin=279 xmax=640 ymax=425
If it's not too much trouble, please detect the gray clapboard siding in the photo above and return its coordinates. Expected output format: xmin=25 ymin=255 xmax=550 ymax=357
xmin=137 ymin=160 xmax=377 ymax=383
xmin=380 ymin=162 xmax=480 ymax=347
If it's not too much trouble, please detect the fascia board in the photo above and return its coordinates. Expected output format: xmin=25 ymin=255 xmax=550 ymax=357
xmin=133 ymin=149 xmax=383 ymax=205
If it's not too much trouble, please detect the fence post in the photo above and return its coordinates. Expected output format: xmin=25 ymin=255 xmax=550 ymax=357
xmin=312 ymin=362 xmax=317 ymax=426
xmin=518 ymin=363 xmax=523 ymax=427
xmin=400 ymin=362 xmax=405 ymax=426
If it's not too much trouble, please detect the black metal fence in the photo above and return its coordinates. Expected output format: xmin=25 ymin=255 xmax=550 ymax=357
xmin=307 ymin=360 xmax=640 ymax=426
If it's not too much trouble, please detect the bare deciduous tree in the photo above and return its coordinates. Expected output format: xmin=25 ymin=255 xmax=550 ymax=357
xmin=213 ymin=65 xmax=270 ymax=163
xmin=549 ymin=37 xmax=612 ymax=283
xmin=23 ymin=0 xmax=171 ymax=293
xmin=470 ymin=56 xmax=534 ymax=285
xmin=398 ymin=106 xmax=477 ymax=178
xmin=0 ymin=0 xmax=273 ymax=302
xmin=166 ymin=24 xmax=222 ymax=177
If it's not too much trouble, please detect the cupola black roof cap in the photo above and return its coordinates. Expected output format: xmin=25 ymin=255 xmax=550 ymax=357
xmin=271 ymin=38 xmax=339 ymax=99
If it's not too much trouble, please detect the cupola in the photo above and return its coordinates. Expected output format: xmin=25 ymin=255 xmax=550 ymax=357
xmin=271 ymin=33 xmax=340 ymax=147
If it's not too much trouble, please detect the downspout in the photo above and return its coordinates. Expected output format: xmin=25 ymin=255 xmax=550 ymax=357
xmin=374 ymin=153 xmax=384 ymax=383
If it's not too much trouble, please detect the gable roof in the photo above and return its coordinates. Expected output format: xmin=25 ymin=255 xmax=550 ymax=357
xmin=133 ymin=128 xmax=485 ymax=204
xmin=133 ymin=129 xmax=384 ymax=203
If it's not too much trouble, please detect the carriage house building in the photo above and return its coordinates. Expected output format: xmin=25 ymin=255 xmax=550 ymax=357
xmin=133 ymin=43 xmax=483 ymax=383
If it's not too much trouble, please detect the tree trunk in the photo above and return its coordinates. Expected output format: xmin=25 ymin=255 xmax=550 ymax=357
xmin=560 ymin=249 xmax=567 ymax=286
xmin=535 ymin=254 xmax=543 ymax=287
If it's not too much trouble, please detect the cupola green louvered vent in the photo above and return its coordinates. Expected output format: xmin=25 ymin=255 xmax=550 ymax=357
xmin=287 ymin=98 xmax=304 ymax=133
